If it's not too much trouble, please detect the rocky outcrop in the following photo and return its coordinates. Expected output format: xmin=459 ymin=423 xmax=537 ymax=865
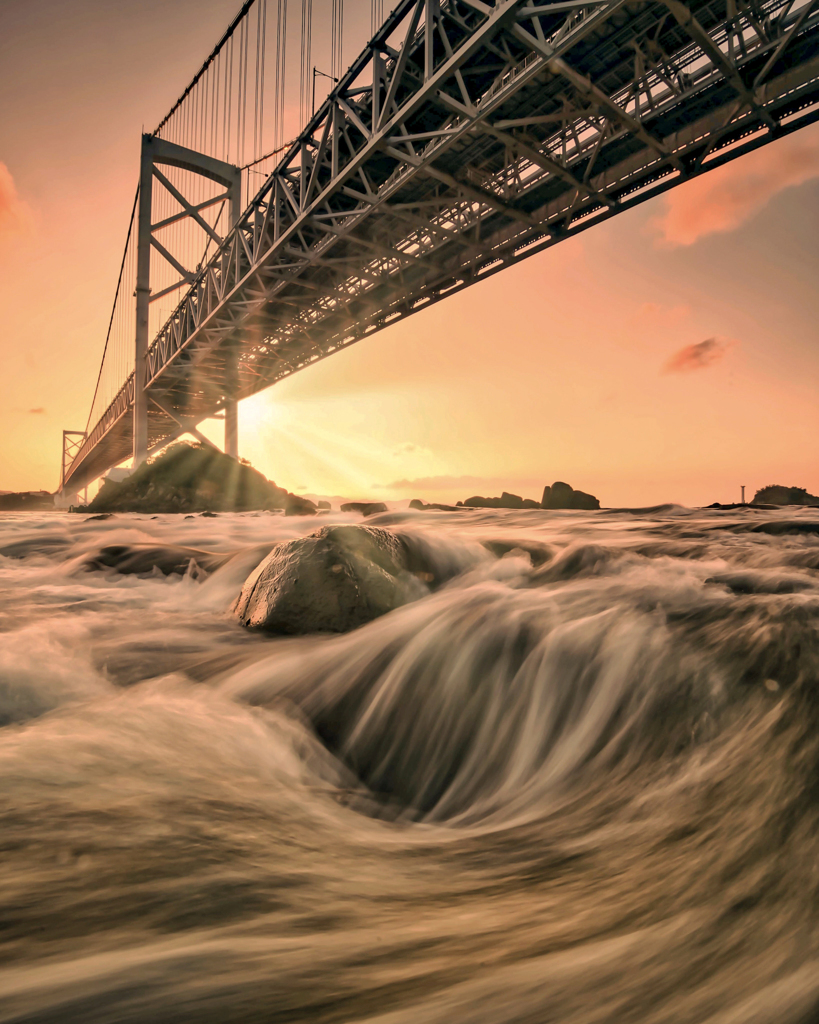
xmin=284 ymin=495 xmax=318 ymax=516
xmin=409 ymin=499 xmax=464 ymax=512
xmin=234 ymin=525 xmax=427 ymax=634
xmin=541 ymin=482 xmax=600 ymax=510
xmin=752 ymin=485 xmax=819 ymax=506
xmin=340 ymin=501 xmax=388 ymax=516
xmin=87 ymin=443 xmax=312 ymax=514
xmin=460 ymin=492 xmax=541 ymax=510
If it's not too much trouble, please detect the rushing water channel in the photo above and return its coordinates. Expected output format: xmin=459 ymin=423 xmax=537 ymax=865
xmin=1 ymin=505 xmax=818 ymax=1023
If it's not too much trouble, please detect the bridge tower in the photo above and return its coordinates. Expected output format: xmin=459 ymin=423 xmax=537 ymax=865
xmin=135 ymin=135 xmax=242 ymax=466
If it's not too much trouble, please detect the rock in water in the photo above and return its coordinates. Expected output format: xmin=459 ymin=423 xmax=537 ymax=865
xmin=234 ymin=525 xmax=427 ymax=634
xmin=283 ymin=495 xmax=317 ymax=516
xmin=87 ymin=442 xmax=304 ymax=514
xmin=541 ymin=481 xmax=600 ymax=510
xmin=409 ymin=499 xmax=464 ymax=512
xmin=570 ymin=489 xmax=600 ymax=510
xmin=81 ymin=544 xmax=230 ymax=576
xmin=340 ymin=501 xmax=388 ymax=516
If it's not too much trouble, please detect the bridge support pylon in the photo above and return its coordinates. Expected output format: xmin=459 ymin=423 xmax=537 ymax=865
xmin=134 ymin=134 xmax=242 ymax=467
xmin=224 ymin=345 xmax=239 ymax=460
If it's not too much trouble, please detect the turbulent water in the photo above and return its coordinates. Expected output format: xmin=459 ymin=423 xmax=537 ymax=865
xmin=1 ymin=504 xmax=819 ymax=1023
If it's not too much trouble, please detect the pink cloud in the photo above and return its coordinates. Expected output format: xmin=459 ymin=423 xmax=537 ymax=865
xmin=663 ymin=337 xmax=732 ymax=373
xmin=651 ymin=129 xmax=819 ymax=246
xmin=0 ymin=163 xmax=32 ymax=237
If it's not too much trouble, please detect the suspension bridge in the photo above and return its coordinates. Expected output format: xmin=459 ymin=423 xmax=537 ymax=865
xmin=59 ymin=0 xmax=819 ymax=498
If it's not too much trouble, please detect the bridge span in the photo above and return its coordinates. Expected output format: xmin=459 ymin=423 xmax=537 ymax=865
xmin=61 ymin=0 xmax=819 ymax=495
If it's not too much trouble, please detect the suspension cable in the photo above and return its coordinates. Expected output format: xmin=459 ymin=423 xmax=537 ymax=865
xmin=85 ymin=186 xmax=140 ymax=434
xmin=154 ymin=0 xmax=258 ymax=137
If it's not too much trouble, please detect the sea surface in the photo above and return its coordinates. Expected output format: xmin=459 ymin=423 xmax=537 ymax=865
xmin=1 ymin=505 xmax=818 ymax=1023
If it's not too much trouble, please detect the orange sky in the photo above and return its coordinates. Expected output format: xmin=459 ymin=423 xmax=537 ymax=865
xmin=1 ymin=0 xmax=818 ymax=507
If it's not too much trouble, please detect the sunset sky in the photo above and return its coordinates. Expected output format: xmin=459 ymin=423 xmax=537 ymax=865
xmin=1 ymin=0 xmax=818 ymax=507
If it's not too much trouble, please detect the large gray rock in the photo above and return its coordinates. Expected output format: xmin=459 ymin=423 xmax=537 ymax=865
xmin=233 ymin=525 xmax=428 ymax=634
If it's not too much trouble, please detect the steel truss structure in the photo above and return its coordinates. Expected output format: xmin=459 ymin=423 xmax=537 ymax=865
xmin=63 ymin=0 xmax=819 ymax=492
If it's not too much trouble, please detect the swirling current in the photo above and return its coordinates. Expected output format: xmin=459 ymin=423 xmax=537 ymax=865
xmin=1 ymin=504 xmax=818 ymax=1023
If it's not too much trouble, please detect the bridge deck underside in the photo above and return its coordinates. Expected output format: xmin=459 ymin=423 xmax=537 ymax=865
xmin=65 ymin=0 xmax=819 ymax=492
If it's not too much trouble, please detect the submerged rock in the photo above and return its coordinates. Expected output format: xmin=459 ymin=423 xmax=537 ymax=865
xmin=482 ymin=538 xmax=554 ymax=566
xmin=340 ymin=501 xmax=388 ymax=516
xmin=234 ymin=525 xmax=428 ymax=634
xmin=81 ymin=543 xmax=230 ymax=577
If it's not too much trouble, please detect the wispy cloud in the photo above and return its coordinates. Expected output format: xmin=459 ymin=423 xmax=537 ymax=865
xmin=391 ymin=441 xmax=433 ymax=459
xmin=0 ymin=162 xmax=32 ymax=238
xmin=386 ymin=474 xmax=489 ymax=492
xmin=663 ymin=337 xmax=732 ymax=373
xmin=651 ymin=129 xmax=819 ymax=246
xmin=27 ymin=407 xmax=46 ymax=415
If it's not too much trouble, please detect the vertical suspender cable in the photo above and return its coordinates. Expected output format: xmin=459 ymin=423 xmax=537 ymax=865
xmin=228 ymin=34 xmax=234 ymax=163
xmin=259 ymin=0 xmax=267 ymax=161
xmin=242 ymin=17 xmax=250 ymax=165
xmin=300 ymin=0 xmax=312 ymax=127
xmin=237 ymin=21 xmax=244 ymax=165
xmin=331 ymin=0 xmax=343 ymax=82
xmin=212 ymin=56 xmax=218 ymax=155
xmin=275 ymin=0 xmax=287 ymax=150
xmin=371 ymin=0 xmax=381 ymax=36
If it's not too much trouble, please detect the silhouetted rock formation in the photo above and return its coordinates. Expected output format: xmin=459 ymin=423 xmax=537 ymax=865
xmin=234 ymin=525 xmax=427 ymax=634
xmin=340 ymin=501 xmax=388 ymax=516
xmin=541 ymin=482 xmax=600 ymax=510
xmin=460 ymin=492 xmax=541 ymax=509
xmin=284 ymin=495 xmax=318 ymax=516
xmin=87 ymin=443 xmax=311 ymax=514
xmin=409 ymin=499 xmax=463 ymax=512
xmin=0 ymin=491 xmax=54 ymax=511
xmin=752 ymin=485 xmax=819 ymax=506
xmin=457 ymin=482 xmax=600 ymax=510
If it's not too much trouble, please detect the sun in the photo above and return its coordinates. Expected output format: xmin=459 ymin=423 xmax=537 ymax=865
xmin=239 ymin=392 xmax=285 ymax=433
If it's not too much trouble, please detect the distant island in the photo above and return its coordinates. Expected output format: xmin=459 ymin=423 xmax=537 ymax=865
xmin=452 ymin=481 xmax=600 ymax=511
xmin=752 ymin=485 xmax=819 ymax=506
